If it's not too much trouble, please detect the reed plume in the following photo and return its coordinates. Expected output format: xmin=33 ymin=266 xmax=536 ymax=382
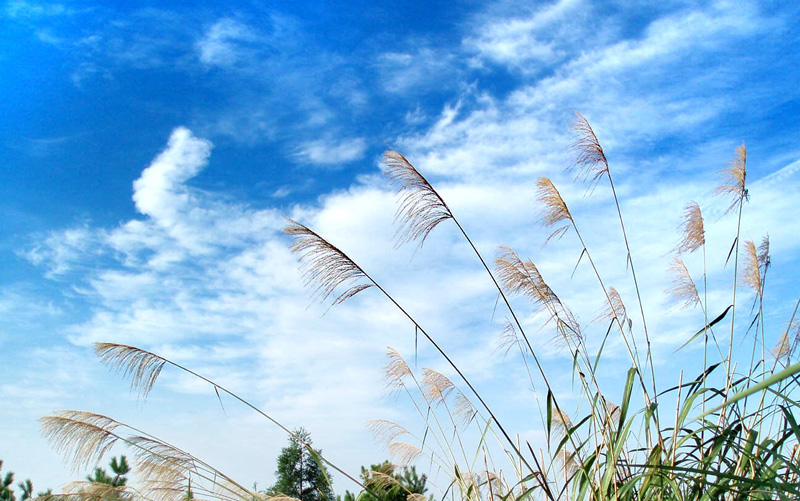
xmin=284 ymin=219 xmax=373 ymax=304
xmin=675 ymin=202 xmax=705 ymax=254
xmin=94 ymin=343 xmax=165 ymax=399
xmin=40 ymin=411 xmax=123 ymax=471
xmin=535 ymin=177 xmax=573 ymax=242
xmin=598 ymin=286 xmax=632 ymax=334
xmin=570 ymin=112 xmax=609 ymax=184
xmin=715 ymin=144 xmax=748 ymax=214
xmin=495 ymin=246 xmax=581 ymax=343
xmin=383 ymin=347 xmax=413 ymax=392
xmin=388 ymin=442 xmax=423 ymax=465
xmin=421 ymin=368 xmax=456 ymax=405
xmin=741 ymin=240 xmax=763 ymax=297
xmin=382 ymin=150 xmax=453 ymax=247
xmin=666 ymin=258 xmax=701 ymax=309
xmin=367 ymin=420 xmax=410 ymax=447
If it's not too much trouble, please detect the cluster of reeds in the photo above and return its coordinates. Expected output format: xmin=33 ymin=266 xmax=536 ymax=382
xmin=39 ymin=114 xmax=800 ymax=500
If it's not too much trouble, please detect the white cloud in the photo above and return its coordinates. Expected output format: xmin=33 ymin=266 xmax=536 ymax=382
xmin=295 ymin=136 xmax=367 ymax=165
xmin=4 ymin=1 xmax=72 ymax=18
xmin=197 ymin=18 xmax=257 ymax=68
xmin=465 ymin=0 xmax=583 ymax=70
xmin=132 ymin=127 xmax=212 ymax=223
xmin=9 ymin=1 xmax=800 ymax=495
xmin=377 ymin=47 xmax=460 ymax=94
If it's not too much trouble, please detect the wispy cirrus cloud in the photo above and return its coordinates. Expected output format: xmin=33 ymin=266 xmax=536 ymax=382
xmin=4 ymin=0 xmax=76 ymax=19
xmin=197 ymin=18 xmax=259 ymax=68
xmin=294 ymin=136 xmax=367 ymax=166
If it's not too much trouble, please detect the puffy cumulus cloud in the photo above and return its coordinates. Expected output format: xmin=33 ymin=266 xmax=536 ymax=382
xmin=294 ymin=136 xmax=367 ymax=166
xmin=132 ymin=127 xmax=212 ymax=223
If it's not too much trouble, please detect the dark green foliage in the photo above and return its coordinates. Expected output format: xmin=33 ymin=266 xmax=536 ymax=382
xmin=269 ymin=428 xmax=334 ymax=501
xmin=0 ymin=461 xmax=15 ymax=501
xmin=344 ymin=461 xmax=429 ymax=501
xmin=0 ymin=461 xmax=44 ymax=501
xmin=87 ymin=455 xmax=129 ymax=487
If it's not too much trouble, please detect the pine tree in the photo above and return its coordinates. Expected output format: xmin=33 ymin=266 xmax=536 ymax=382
xmin=269 ymin=428 xmax=334 ymax=501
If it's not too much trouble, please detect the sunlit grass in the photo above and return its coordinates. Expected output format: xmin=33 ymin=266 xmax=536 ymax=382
xmin=40 ymin=115 xmax=800 ymax=500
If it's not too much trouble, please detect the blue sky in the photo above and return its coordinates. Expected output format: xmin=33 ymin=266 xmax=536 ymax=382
xmin=2 ymin=0 xmax=800 ymax=495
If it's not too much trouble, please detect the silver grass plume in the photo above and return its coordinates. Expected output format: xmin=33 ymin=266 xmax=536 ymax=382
xmin=383 ymin=347 xmax=413 ymax=393
xmin=535 ymin=177 xmax=573 ymax=242
xmin=773 ymin=317 xmax=799 ymax=362
xmin=95 ymin=343 xmax=165 ymax=399
xmin=495 ymin=320 xmax=527 ymax=357
xmin=666 ymin=258 xmax=701 ymax=309
xmin=40 ymin=411 xmax=123 ymax=471
xmin=421 ymin=368 xmax=456 ymax=405
xmin=388 ymin=442 xmax=423 ymax=465
xmin=570 ymin=112 xmax=609 ymax=184
xmin=597 ymin=286 xmax=632 ymax=334
xmin=741 ymin=240 xmax=763 ymax=297
xmin=382 ymin=150 xmax=453 ymax=247
xmin=495 ymin=246 xmax=581 ymax=342
xmin=367 ymin=420 xmax=410 ymax=447
xmin=285 ymin=219 xmax=374 ymax=305
xmin=714 ymin=144 xmax=748 ymax=214
xmin=675 ymin=202 xmax=705 ymax=254
xmin=758 ymin=235 xmax=771 ymax=269
xmin=57 ymin=481 xmax=137 ymax=500
xmin=452 ymin=392 xmax=478 ymax=428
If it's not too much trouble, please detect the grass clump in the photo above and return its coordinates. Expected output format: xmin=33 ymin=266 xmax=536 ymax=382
xmin=40 ymin=113 xmax=800 ymax=500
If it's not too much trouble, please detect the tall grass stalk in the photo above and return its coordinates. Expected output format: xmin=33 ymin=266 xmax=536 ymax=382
xmin=40 ymin=116 xmax=800 ymax=500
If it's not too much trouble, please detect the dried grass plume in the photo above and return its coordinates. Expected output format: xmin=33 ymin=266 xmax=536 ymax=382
xmin=285 ymin=219 xmax=374 ymax=305
xmin=570 ymin=112 xmax=609 ymax=184
xmin=666 ymin=258 xmax=700 ymax=309
xmin=535 ymin=177 xmax=573 ymax=242
xmin=715 ymin=144 xmax=748 ymax=214
xmin=675 ymin=202 xmax=705 ymax=254
xmin=382 ymin=149 xmax=453 ymax=247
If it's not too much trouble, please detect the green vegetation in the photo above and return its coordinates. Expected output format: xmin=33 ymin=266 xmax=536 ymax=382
xmin=86 ymin=456 xmax=129 ymax=489
xmin=0 ymin=461 xmax=50 ymax=500
xmin=342 ymin=461 xmax=429 ymax=501
xmin=37 ymin=114 xmax=800 ymax=499
xmin=267 ymin=429 xmax=334 ymax=501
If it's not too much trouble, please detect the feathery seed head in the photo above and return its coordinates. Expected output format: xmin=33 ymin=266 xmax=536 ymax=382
xmin=284 ymin=219 xmax=374 ymax=305
xmin=741 ymin=239 xmax=767 ymax=297
xmin=496 ymin=320 xmax=526 ymax=357
xmin=382 ymin=150 xmax=453 ymax=247
xmin=714 ymin=144 xmax=748 ymax=214
xmin=95 ymin=343 xmax=166 ymax=400
xmin=570 ymin=112 xmax=609 ymax=184
xmin=675 ymin=202 xmax=705 ymax=254
xmin=388 ymin=442 xmax=423 ymax=465
xmin=598 ymin=287 xmax=631 ymax=334
xmin=773 ymin=332 xmax=791 ymax=361
xmin=421 ymin=368 xmax=456 ymax=405
xmin=40 ymin=411 xmax=124 ymax=471
xmin=383 ymin=347 xmax=413 ymax=392
xmin=495 ymin=246 xmax=581 ymax=343
xmin=367 ymin=420 xmax=410 ymax=447
xmin=535 ymin=177 xmax=573 ymax=242
xmin=758 ymin=234 xmax=771 ymax=271
xmin=453 ymin=392 xmax=478 ymax=428
xmin=495 ymin=246 xmax=555 ymax=305
xmin=666 ymin=258 xmax=700 ymax=309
